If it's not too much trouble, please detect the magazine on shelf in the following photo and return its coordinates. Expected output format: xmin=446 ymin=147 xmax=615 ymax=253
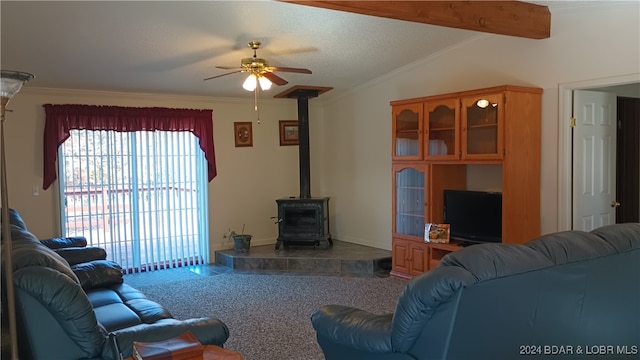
xmin=424 ymin=223 xmax=450 ymax=244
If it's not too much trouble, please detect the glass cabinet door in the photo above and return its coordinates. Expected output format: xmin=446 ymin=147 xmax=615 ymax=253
xmin=461 ymin=93 xmax=504 ymax=160
xmin=392 ymin=103 xmax=423 ymax=160
xmin=393 ymin=165 xmax=427 ymax=238
xmin=425 ymin=99 xmax=459 ymax=159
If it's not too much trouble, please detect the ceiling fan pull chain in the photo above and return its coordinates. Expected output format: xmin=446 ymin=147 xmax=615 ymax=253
xmin=255 ymin=86 xmax=261 ymax=124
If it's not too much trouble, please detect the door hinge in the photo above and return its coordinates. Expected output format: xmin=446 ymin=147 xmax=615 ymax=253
xmin=570 ymin=117 xmax=576 ymax=128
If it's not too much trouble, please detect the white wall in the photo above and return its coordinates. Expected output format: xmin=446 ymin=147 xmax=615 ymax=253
xmin=317 ymin=2 xmax=640 ymax=250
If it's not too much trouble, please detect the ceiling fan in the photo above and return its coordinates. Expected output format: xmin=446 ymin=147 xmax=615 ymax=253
xmin=203 ymin=40 xmax=312 ymax=91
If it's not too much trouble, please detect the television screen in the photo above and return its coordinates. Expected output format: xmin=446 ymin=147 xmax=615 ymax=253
xmin=443 ymin=189 xmax=502 ymax=244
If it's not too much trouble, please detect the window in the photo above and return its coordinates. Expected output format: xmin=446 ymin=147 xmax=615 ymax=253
xmin=60 ymin=130 xmax=209 ymax=271
xmin=43 ymin=105 xmax=216 ymax=272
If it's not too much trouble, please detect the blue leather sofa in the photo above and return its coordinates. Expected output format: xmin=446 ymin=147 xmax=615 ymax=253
xmin=311 ymin=223 xmax=640 ymax=360
xmin=3 ymin=209 xmax=229 ymax=360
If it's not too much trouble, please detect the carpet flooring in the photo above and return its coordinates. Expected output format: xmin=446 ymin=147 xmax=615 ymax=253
xmin=125 ymin=267 xmax=408 ymax=360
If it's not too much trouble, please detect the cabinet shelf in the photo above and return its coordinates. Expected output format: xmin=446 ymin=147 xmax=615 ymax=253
xmin=397 ymin=186 xmax=425 ymax=190
xmin=396 ymin=129 xmax=419 ymax=134
xmin=468 ymin=123 xmax=498 ymax=129
xmin=397 ymin=212 xmax=424 ymax=217
xmin=430 ymin=127 xmax=455 ymax=131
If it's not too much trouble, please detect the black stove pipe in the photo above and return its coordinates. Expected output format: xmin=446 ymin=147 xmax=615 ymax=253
xmin=286 ymin=89 xmax=319 ymax=199
xmin=297 ymin=96 xmax=311 ymax=199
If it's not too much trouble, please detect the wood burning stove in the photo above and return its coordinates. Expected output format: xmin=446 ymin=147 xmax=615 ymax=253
xmin=276 ymin=197 xmax=332 ymax=249
xmin=273 ymin=86 xmax=334 ymax=250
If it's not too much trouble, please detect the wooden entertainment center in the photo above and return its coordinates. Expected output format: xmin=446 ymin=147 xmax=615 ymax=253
xmin=390 ymin=85 xmax=542 ymax=279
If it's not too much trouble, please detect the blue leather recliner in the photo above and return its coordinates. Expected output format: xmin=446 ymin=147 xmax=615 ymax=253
xmin=3 ymin=209 xmax=229 ymax=360
xmin=311 ymin=223 xmax=640 ymax=360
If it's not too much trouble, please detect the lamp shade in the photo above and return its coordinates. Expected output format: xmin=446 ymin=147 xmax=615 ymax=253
xmin=1 ymin=70 xmax=34 ymax=99
xmin=258 ymin=76 xmax=272 ymax=91
xmin=243 ymin=73 xmax=257 ymax=91
xmin=242 ymin=73 xmax=273 ymax=92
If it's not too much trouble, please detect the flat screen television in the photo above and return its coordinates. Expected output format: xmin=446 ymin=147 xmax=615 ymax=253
xmin=443 ymin=189 xmax=502 ymax=244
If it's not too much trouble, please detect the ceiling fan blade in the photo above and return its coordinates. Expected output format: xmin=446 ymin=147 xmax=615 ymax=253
xmin=216 ymin=65 xmax=241 ymax=70
xmin=203 ymin=70 xmax=242 ymax=81
xmin=263 ymin=72 xmax=288 ymax=86
xmin=268 ymin=66 xmax=312 ymax=74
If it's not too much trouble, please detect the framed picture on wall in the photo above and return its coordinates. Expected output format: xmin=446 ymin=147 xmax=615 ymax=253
xmin=234 ymin=122 xmax=253 ymax=147
xmin=279 ymin=120 xmax=299 ymax=146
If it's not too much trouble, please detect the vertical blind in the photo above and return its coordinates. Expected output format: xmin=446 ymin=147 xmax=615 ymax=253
xmin=60 ymin=130 xmax=209 ymax=272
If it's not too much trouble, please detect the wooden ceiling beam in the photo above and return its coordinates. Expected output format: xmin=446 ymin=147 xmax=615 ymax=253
xmin=280 ymin=1 xmax=551 ymax=39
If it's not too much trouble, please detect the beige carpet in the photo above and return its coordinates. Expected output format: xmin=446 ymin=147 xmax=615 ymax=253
xmin=128 ymin=270 xmax=407 ymax=360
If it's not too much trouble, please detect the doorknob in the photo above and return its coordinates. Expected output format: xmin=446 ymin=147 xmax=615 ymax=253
xmin=611 ymin=201 xmax=621 ymax=208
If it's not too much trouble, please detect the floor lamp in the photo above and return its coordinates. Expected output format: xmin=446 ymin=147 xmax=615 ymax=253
xmin=1 ymin=70 xmax=34 ymax=360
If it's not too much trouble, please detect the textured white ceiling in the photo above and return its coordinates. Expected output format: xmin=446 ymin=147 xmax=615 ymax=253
xmin=0 ymin=1 xmax=481 ymax=100
xmin=0 ymin=1 xmax=603 ymax=100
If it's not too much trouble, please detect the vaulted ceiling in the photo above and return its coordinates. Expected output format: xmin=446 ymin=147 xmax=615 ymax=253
xmin=1 ymin=1 xmax=565 ymax=100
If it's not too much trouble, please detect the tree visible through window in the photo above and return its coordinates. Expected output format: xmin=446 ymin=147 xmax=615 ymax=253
xmin=60 ymin=129 xmax=209 ymax=272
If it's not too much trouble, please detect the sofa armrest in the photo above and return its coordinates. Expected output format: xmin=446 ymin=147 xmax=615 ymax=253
xmin=311 ymin=304 xmax=394 ymax=353
xmin=55 ymin=247 xmax=107 ymax=266
xmin=112 ymin=318 xmax=230 ymax=358
xmin=40 ymin=236 xmax=88 ymax=249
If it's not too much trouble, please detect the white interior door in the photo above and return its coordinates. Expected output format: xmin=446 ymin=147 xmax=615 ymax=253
xmin=572 ymin=90 xmax=617 ymax=231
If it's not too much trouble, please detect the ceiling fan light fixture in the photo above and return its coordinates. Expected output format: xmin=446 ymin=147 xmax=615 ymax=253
xmin=243 ymin=73 xmax=257 ymax=91
xmin=258 ymin=76 xmax=272 ymax=90
xmin=205 ymin=40 xmax=311 ymax=97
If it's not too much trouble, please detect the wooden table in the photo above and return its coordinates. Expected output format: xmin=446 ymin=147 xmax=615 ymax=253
xmin=203 ymin=345 xmax=243 ymax=360
xmin=126 ymin=345 xmax=242 ymax=360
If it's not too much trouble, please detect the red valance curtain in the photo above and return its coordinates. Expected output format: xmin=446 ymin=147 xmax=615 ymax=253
xmin=42 ymin=104 xmax=216 ymax=190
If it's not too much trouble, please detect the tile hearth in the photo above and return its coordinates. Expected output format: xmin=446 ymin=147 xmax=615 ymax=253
xmin=214 ymin=240 xmax=392 ymax=277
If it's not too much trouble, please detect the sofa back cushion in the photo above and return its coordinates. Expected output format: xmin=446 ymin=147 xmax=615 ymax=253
xmin=439 ymin=242 xmax=554 ymax=281
xmin=40 ymin=236 xmax=88 ymax=249
xmin=57 ymin=247 xmax=107 ymax=266
xmin=590 ymin=222 xmax=640 ymax=252
xmin=10 ymin=226 xmax=79 ymax=284
xmin=525 ymin=230 xmax=616 ymax=264
xmin=72 ymin=260 xmax=124 ymax=291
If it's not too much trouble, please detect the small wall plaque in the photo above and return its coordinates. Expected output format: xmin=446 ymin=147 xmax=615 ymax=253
xmin=279 ymin=120 xmax=299 ymax=146
xmin=234 ymin=122 xmax=253 ymax=147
